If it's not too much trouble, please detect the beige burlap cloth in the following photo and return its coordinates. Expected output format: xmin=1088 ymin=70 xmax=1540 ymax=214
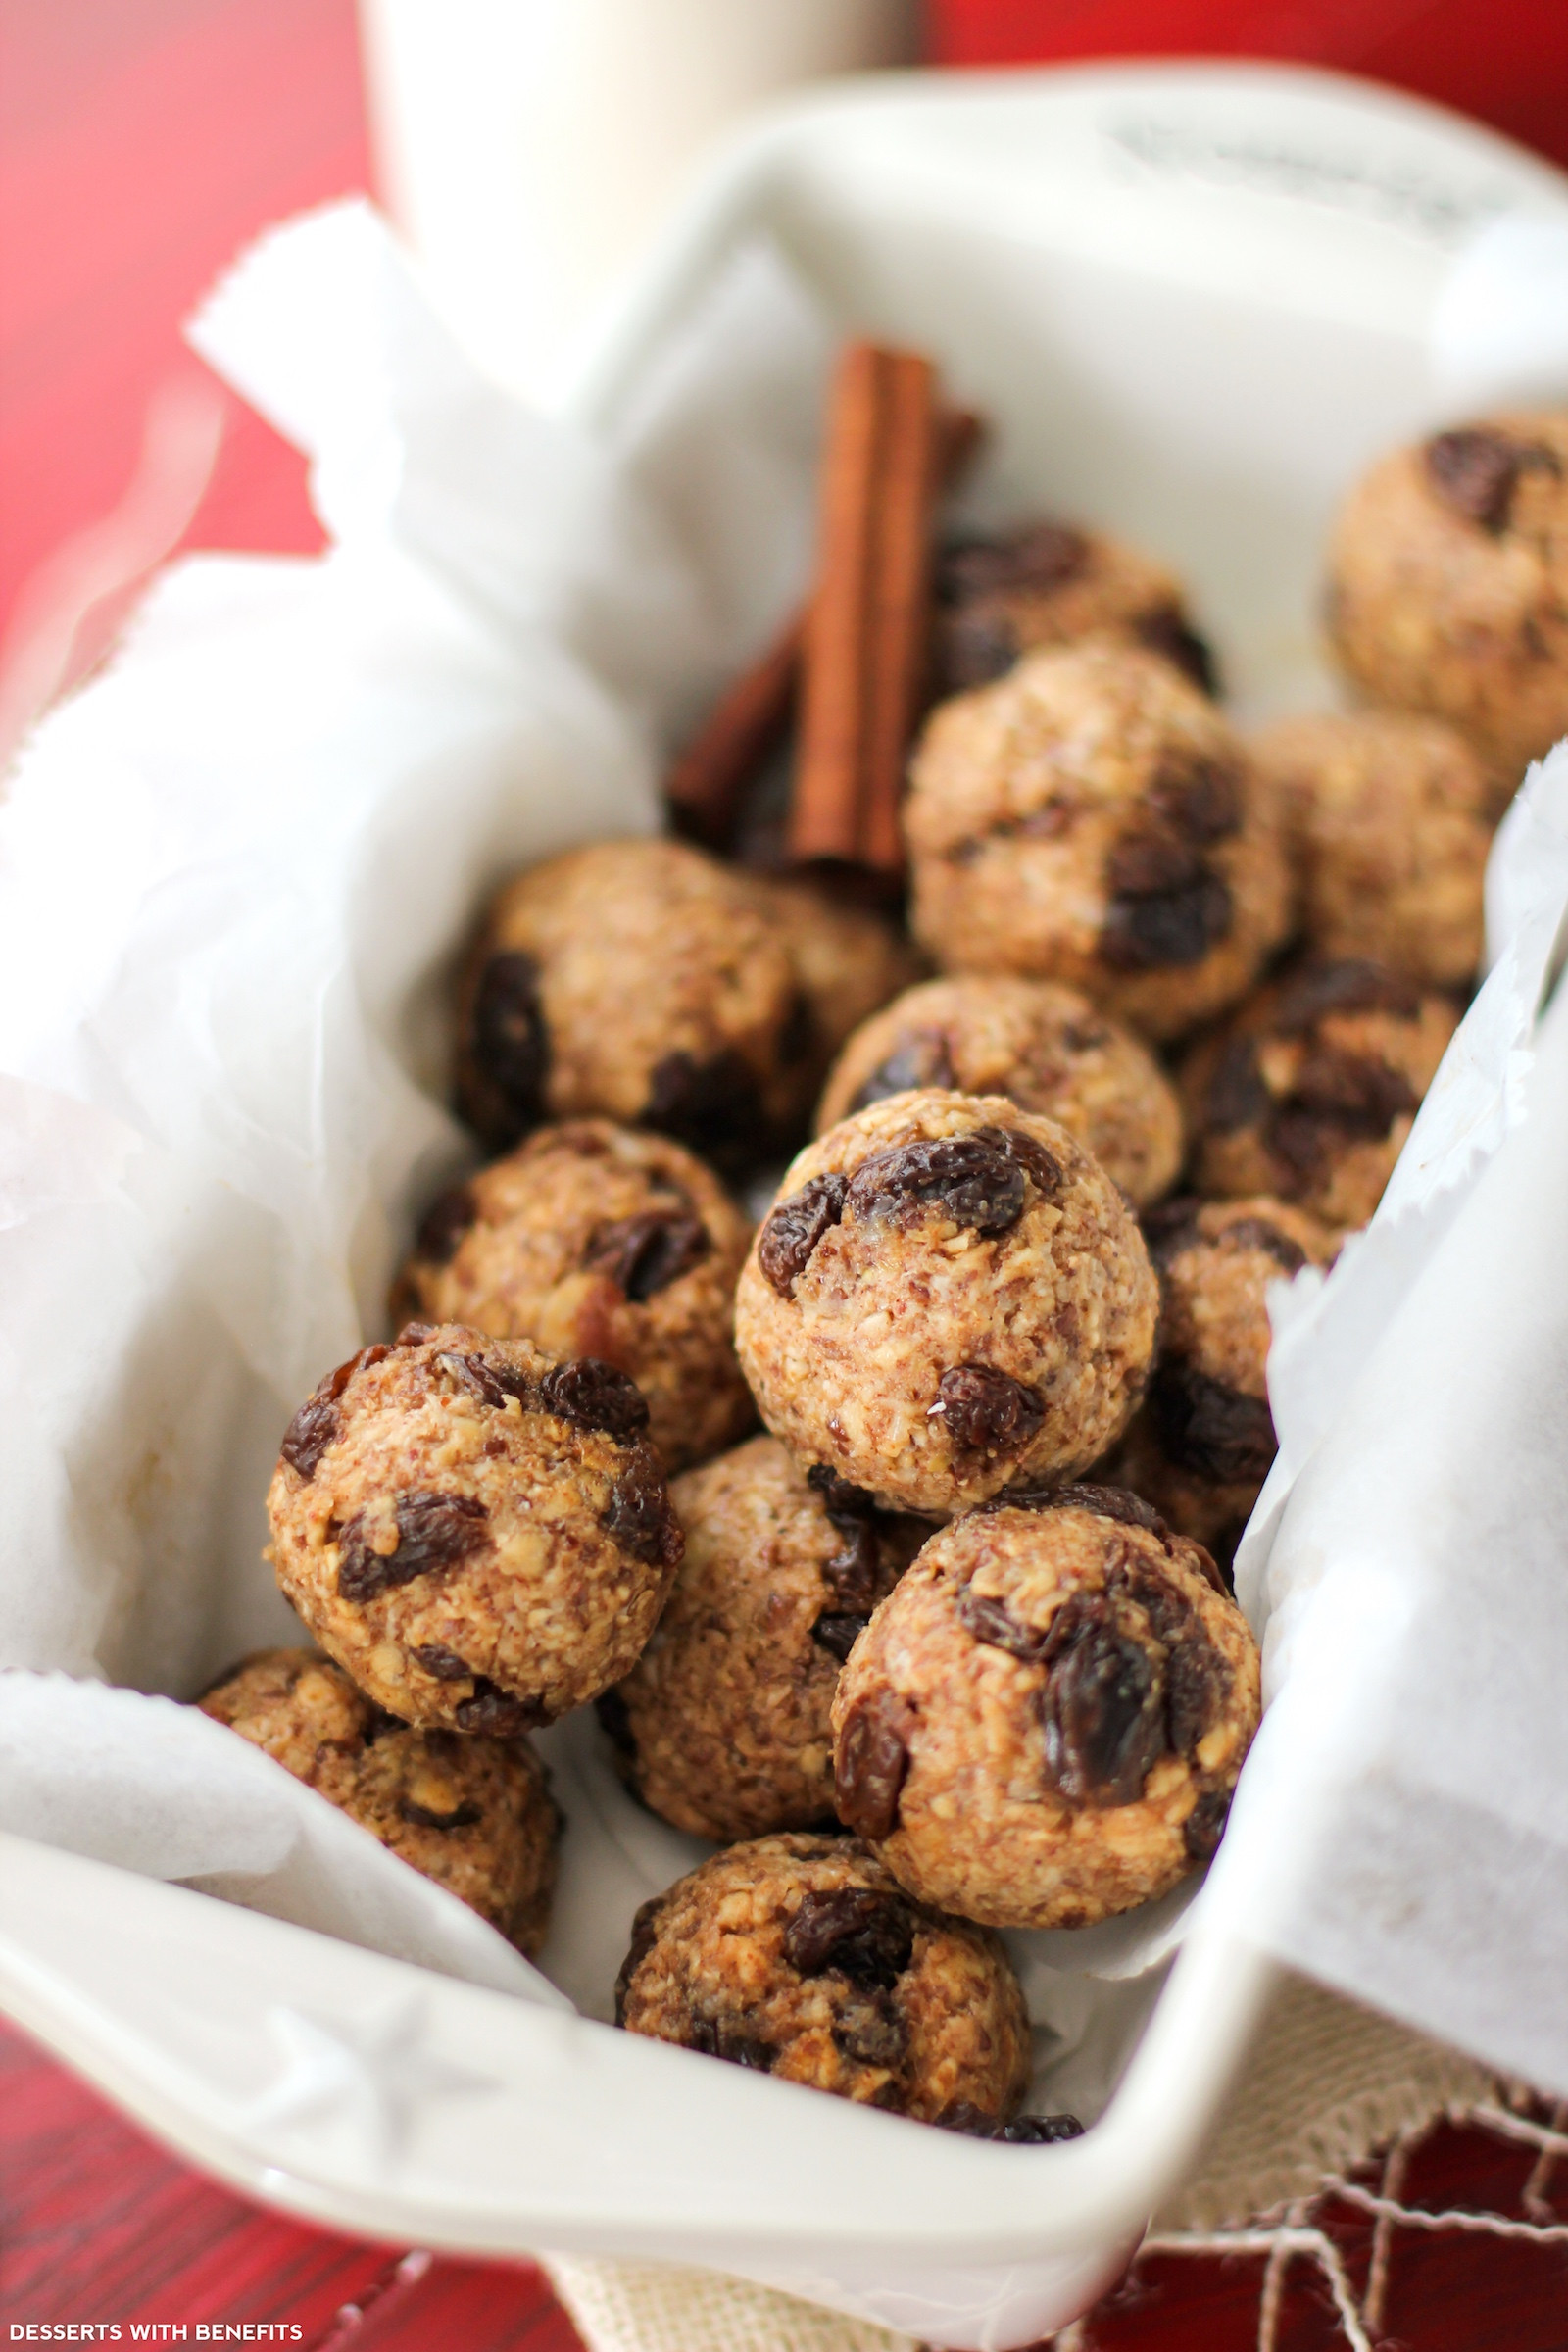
xmin=541 ymin=1975 xmax=1493 ymax=2352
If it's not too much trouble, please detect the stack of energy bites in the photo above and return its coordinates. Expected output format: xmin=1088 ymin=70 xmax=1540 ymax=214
xmin=199 ymin=353 xmax=1562 ymax=2139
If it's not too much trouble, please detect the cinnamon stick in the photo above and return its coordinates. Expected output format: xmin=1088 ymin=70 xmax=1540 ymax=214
xmin=662 ymin=381 xmax=980 ymax=858
xmin=664 ymin=609 xmax=804 ymax=849
xmin=789 ymin=341 xmax=944 ymax=878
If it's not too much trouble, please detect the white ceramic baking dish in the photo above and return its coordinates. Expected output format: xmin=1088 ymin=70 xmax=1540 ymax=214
xmin=5 ymin=61 xmax=1568 ymax=2352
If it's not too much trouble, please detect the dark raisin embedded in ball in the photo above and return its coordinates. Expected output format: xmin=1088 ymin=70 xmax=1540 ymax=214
xmin=1152 ymin=1364 xmax=1278 ymax=1488
xmin=847 ymin=1031 xmax=957 ymax=1116
xmin=1204 ymin=1037 xmax=1271 ymax=1136
xmin=806 ymin=1464 xmax=877 ymax=1519
xmin=1038 ymin=1594 xmax=1170 ymax=1807
xmin=453 ymin=1676 xmax=549 ymax=1736
xmin=685 ymin=2016 xmax=775 ymax=2071
xmin=643 ymin=1048 xmax=765 ymax=1170
xmin=782 ymin=1887 xmax=915 ymax=1989
xmin=436 ymin=1348 xmax=534 ymax=1412
xmin=1183 ymin=1787 xmax=1232 ymax=1862
xmin=811 ymin=1612 xmax=870 ymax=1662
xmin=1210 ymin=1216 xmax=1309 ymax=1276
xmin=614 ymin=1893 xmax=667 ymax=2024
xmin=930 ymin=1364 xmax=1045 ymax=1455
xmin=835 ymin=1689 xmax=916 ymax=1841
xmin=1421 ymin=427 xmax=1561 ymax=533
xmin=336 ymin=1491 xmax=490 ymax=1602
xmin=845 ymin=1129 xmax=1041 ymax=1236
xmin=956 ymin=1586 xmax=1047 ymax=1660
xmin=470 ymin=951 xmax=550 ymax=1145
xmin=1135 ymin=606 xmax=1219 ymax=697
xmin=539 ymin=1357 xmax=650 ymax=1439
xmin=280 ymin=1393 xmax=341 ymax=1482
xmin=998 ymin=2113 xmax=1086 ymax=2144
xmin=1101 ymin=867 xmax=1234 ymax=971
xmin=603 ymin=1448 xmax=683 ymax=1568
xmin=758 ymin=1173 xmax=847 ymax=1295
xmin=411 ymin=1642 xmax=475 ymax=1682
xmin=1146 ymin=753 xmax=1241 ymax=845
xmin=584 ymin=1211 xmax=710 ymax=1301
xmin=414 ymin=1183 xmax=478 ymax=1267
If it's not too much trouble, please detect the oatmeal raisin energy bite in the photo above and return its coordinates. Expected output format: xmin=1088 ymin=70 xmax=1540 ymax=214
xmin=734 ymin=1089 xmax=1158 ymax=1517
xmin=616 ymin=1832 xmax=1031 ymax=2125
xmin=267 ymin=1321 xmax=681 ymax=1733
xmin=832 ymin=1488 xmax=1260 ymax=1930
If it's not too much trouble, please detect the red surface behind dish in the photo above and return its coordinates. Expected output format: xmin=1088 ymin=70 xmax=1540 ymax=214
xmin=929 ymin=0 xmax=1568 ymax=172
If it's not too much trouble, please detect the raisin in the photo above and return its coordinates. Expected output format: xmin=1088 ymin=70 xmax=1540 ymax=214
xmin=1287 ymin=1050 xmax=1417 ymax=1136
xmin=937 ymin=523 xmax=1089 ymax=601
xmin=1165 ymin=1639 xmax=1225 ymax=1759
xmin=1204 ymin=1037 xmax=1269 ymax=1134
xmin=613 ymin=1893 xmax=667 ymax=2024
xmin=414 ymin=1183 xmax=478 ymax=1266
xmin=845 ymin=1126 xmax=1055 ymax=1235
xmin=1210 ymin=1215 xmax=1308 ymax=1276
xmin=758 ymin=1174 xmax=846 ymax=1295
xmin=935 ymin=2100 xmax=1003 ymax=2136
xmin=999 ymin=2113 xmax=1086 ymax=2144
xmin=930 ymin=1364 xmax=1044 ymax=1455
xmin=594 ymin=1688 xmax=638 ymax=1760
xmin=1134 ymin=606 xmax=1219 ymax=697
xmin=982 ymin=1482 xmax=1171 ymax=1543
xmin=643 ymin=1048 xmax=764 ymax=1169
xmin=685 ymin=2016 xmax=774 ymax=2071
xmin=1146 ymin=754 xmax=1241 ymax=845
xmin=336 ymin=1492 xmax=490 ymax=1602
xmin=470 ymin=951 xmax=549 ymax=1143
xmin=603 ymin=1447 xmax=682 ymax=1568
xmin=783 ymin=1887 xmax=915 ymax=1987
xmin=453 ymin=1677 xmax=549 ymax=1735
xmin=831 ymin=2003 xmax=907 ymax=2072
xmin=394 ymin=1324 xmax=436 ymax=1348
xmin=807 ymin=1463 xmax=878 ymax=1520
xmin=437 ymin=1349 xmax=534 ymax=1411
xmin=280 ymin=1394 xmax=340 ymax=1481
xmin=956 ymin=1585 xmax=1047 ymax=1660
xmin=822 ymin=1520 xmax=883 ymax=1615
xmin=411 ymin=1642 xmax=474 ymax=1682
xmin=539 ymin=1357 xmax=650 ymax=1439
xmin=1038 ymin=1596 xmax=1169 ymax=1806
xmin=935 ymin=608 xmax=1020 ymax=691
xmin=1184 ymin=1787 xmax=1232 ymax=1862
xmin=835 ymin=1690 xmax=915 ymax=1841
xmin=584 ymin=1212 xmax=710 ymax=1301
xmin=1152 ymin=1365 xmax=1277 ymax=1488
xmin=1101 ymin=871 xmax=1233 ymax=970
xmin=399 ymin=1795 xmax=482 ymax=1832
xmin=1106 ymin=830 xmax=1204 ymax=898
xmin=1423 ymin=427 xmax=1544 ymax=532
xmin=1272 ymin=958 xmax=1422 ymax=1033
xmin=811 ymin=1612 xmax=870 ymax=1662
xmin=847 ymin=1031 xmax=957 ymax=1115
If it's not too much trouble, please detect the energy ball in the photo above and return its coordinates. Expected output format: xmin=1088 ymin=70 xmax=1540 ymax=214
xmin=831 ymin=1488 xmax=1260 ymax=1930
xmin=455 ymin=838 xmax=807 ymax=1168
xmin=616 ymin=1831 xmax=1031 ymax=2124
xmin=1253 ymin=710 xmax=1494 ymax=988
xmin=394 ymin=1121 xmax=754 ymax=1475
xmin=933 ymin=522 xmax=1217 ymax=697
xmin=1180 ymin=959 xmax=1458 ymax=1230
xmin=267 ymin=1322 xmax=683 ymax=1734
xmin=1110 ymin=1198 xmax=1338 ymax=1565
xmin=1326 ymin=412 xmax=1568 ymax=791
xmin=744 ymin=875 xmax=924 ymax=1098
xmin=604 ymin=1438 xmax=925 ymax=1842
xmin=198 ymin=1647 xmax=561 ymax=1954
xmin=906 ymin=644 xmax=1291 ymax=1042
xmin=734 ymin=1090 xmax=1158 ymax=1517
xmin=816 ymin=974 xmax=1184 ymax=1208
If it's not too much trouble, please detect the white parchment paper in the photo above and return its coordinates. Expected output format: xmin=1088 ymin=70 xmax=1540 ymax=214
xmin=3 ymin=193 xmax=1568 ymax=2123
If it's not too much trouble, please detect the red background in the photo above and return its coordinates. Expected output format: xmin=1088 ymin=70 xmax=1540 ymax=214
xmin=3 ymin=4 xmax=1568 ymax=2345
